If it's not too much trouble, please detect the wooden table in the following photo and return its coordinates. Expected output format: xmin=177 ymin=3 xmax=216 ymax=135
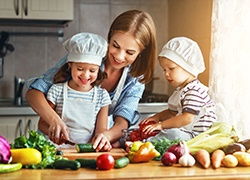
xmin=1 ymin=148 xmax=250 ymax=179
xmin=1 ymin=161 xmax=250 ymax=180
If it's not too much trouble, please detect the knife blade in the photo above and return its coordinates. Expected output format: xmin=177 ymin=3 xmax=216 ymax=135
xmin=62 ymin=139 xmax=76 ymax=146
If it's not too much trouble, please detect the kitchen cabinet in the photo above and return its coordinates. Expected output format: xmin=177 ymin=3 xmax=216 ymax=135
xmin=0 ymin=116 xmax=39 ymax=143
xmin=0 ymin=0 xmax=73 ymax=20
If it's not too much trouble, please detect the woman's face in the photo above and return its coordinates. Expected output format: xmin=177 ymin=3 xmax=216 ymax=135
xmin=107 ymin=32 xmax=141 ymax=69
xmin=69 ymin=62 xmax=99 ymax=91
xmin=159 ymin=57 xmax=194 ymax=88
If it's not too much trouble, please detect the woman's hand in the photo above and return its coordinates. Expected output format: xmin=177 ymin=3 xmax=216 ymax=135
xmin=92 ymin=133 xmax=112 ymax=152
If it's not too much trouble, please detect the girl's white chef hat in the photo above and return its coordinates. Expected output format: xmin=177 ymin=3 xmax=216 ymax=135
xmin=63 ymin=32 xmax=108 ymax=66
xmin=158 ymin=37 xmax=205 ymax=77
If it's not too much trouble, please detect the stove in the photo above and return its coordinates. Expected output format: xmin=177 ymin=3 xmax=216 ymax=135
xmin=139 ymin=93 xmax=169 ymax=103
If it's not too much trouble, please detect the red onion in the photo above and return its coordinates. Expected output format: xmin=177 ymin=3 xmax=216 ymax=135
xmin=0 ymin=135 xmax=12 ymax=163
xmin=167 ymin=142 xmax=185 ymax=162
xmin=161 ymin=152 xmax=176 ymax=166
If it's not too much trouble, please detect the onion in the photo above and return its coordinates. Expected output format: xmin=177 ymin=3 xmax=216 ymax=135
xmin=0 ymin=135 xmax=12 ymax=163
xmin=167 ymin=142 xmax=185 ymax=162
xmin=161 ymin=152 xmax=176 ymax=166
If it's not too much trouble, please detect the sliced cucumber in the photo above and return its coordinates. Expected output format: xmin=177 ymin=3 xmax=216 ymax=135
xmin=75 ymin=158 xmax=97 ymax=169
xmin=0 ymin=163 xmax=22 ymax=173
xmin=76 ymin=143 xmax=95 ymax=153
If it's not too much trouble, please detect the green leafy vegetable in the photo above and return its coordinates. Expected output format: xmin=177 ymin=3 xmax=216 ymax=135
xmin=11 ymin=130 xmax=62 ymax=169
xmin=151 ymin=138 xmax=179 ymax=160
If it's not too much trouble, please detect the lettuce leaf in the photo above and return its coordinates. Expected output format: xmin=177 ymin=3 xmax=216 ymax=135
xmin=11 ymin=130 xmax=61 ymax=169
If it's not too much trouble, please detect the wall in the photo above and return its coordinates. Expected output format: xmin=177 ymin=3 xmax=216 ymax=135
xmin=0 ymin=0 xmax=169 ymax=100
xmin=167 ymin=0 xmax=212 ymax=94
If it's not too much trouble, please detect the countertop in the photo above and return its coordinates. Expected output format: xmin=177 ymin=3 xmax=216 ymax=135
xmin=0 ymin=101 xmax=167 ymax=116
xmin=1 ymin=161 xmax=250 ymax=180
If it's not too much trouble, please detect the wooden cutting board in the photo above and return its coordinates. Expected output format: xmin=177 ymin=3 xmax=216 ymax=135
xmin=60 ymin=148 xmax=128 ymax=160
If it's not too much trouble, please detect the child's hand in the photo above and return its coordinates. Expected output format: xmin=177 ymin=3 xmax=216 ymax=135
xmin=142 ymin=122 xmax=162 ymax=135
xmin=139 ymin=116 xmax=158 ymax=125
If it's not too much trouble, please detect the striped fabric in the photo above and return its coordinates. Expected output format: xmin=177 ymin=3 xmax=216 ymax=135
xmin=170 ymin=79 xmax=217 ymax=137
xmin=47 ymin=83 xmax=111 ymax=118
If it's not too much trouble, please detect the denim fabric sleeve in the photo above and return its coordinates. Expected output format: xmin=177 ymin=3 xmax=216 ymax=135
xmin=28 ymin=55 xmax=68 ymax=94
xmin=112 ymin=78 xmax=145 ymax=126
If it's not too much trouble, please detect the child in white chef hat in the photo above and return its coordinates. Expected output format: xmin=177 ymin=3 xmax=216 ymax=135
xmin=38 ymin=32 xmax=111 ymax=147
xmin=140 ymin=37 xmax=217 ymax=141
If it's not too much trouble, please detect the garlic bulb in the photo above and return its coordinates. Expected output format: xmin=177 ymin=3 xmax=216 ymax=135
xmin=178 ymin=141 xmax=196 ymax=167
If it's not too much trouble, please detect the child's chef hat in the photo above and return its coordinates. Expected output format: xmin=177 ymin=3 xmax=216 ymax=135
xmin=158 ymin=37 xmax=205 ymax=77
xmin=63 ymin=32 xmax=107 ymax=66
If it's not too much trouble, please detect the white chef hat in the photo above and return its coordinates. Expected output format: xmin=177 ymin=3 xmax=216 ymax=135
xmin=63 ymin=32 xmax=108 ymax=66
xmin=158 ymin=37 xmax=205 ymax=77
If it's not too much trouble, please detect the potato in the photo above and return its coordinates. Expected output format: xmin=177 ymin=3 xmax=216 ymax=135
xmin=233 ymin=151 xmax=250 ymax=166
xmin=222 ymin=154 xmax=238 ymax=168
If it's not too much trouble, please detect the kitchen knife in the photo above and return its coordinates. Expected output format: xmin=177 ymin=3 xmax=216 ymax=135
xmin=62 ymin=139 xmax=76 ymax=146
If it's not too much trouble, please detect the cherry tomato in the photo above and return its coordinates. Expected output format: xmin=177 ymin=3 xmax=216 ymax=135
xmin=96 ymin=154 xmax=115 ymax=170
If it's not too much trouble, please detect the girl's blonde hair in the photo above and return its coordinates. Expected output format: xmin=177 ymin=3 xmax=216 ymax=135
xmin=108 ymin=10 xmax=157 ymax=84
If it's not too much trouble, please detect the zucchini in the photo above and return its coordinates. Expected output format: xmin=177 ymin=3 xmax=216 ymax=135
xmin=75 ymin=158 xmax=97 ymax=169
xmin=0 ymin=163 xmax=22 ymax=173
xmin=114 ymin=157 xmax=130 ymax=168
xmin=53 ymin=159 xmax=81 ymax=170
xmin=76 ymin=143 xmax=95 ymax=153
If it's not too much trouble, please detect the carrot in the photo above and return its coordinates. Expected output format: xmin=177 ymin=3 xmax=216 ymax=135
xmin=211 ymin=149 xmax=225 ymax=169
xmin=195 ymin=149 xmax=211 ymax=169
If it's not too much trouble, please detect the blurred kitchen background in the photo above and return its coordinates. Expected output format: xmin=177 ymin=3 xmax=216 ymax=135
xmin=0 ymin=0 xmax=212 ymax=100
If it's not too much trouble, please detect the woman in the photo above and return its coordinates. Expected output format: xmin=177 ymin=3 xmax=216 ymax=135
xmin=26 ymin=10 xmax=157 ymax=151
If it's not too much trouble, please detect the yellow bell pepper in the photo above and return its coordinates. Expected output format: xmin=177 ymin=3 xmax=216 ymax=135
xmin=128 ymin=141 xmax=160 ymax=163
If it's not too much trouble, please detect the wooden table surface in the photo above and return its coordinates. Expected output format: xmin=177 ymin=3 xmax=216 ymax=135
xmin=1 ymin=161 xmax=250 ymax=180
xmin=1 ymin=148 xmax=250 ymax=180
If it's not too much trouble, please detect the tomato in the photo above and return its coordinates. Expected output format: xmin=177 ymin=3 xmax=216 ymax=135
xmin=139 ymin=121 xmax=155 ymax=132
xmin=129 ymin=129 xmax=141 ymax=141
xmin=96 ymin=154 xmax=115 ymax=170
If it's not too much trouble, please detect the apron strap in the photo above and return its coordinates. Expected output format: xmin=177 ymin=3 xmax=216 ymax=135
xmin=112 ymin=66 xmax=129 ymax=105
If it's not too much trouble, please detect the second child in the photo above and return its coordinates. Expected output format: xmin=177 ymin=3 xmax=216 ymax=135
xmin=140 ymin=37 xmax=217 ymax=141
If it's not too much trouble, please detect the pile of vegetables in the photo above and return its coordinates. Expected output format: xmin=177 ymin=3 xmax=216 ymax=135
xmin=11 ymin=130 xmax=61 ymax=169
xmin=0 ymin=135 xmax=23 ymax=173
xmin=187 ymin=122 xmax=238 ymax=155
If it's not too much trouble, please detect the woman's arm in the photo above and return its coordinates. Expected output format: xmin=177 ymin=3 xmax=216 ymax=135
xmin=26 ymin=89 xmax=69 ymax=143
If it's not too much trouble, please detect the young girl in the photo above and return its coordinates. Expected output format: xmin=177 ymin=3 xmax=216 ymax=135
xmin=140 ymin=37 xmax=217 ymax=141
xmin=38 ymin=32 xmax=111 ymax=147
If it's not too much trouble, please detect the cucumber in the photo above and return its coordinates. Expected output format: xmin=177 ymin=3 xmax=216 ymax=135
xmin=114 ymin=157 xmax=130 ymax=168
xmin=76 ymin=143 xmax=95 ymax=153
xmin=53 ymin=159 xmax=81 ymax=170
xmin=0 ymin=163 xmax=22 ymax=173
xmin=75 ymin=158 xmax=97 ymax=169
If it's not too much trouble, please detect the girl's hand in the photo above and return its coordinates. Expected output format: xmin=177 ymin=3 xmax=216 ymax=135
xmin=142 ymin=123 xmax=163 ymax=135
xmin=48 ymin=120 xmax=69 ymax=145
xmin=92 ymin=133 xmax=112 ymax=152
